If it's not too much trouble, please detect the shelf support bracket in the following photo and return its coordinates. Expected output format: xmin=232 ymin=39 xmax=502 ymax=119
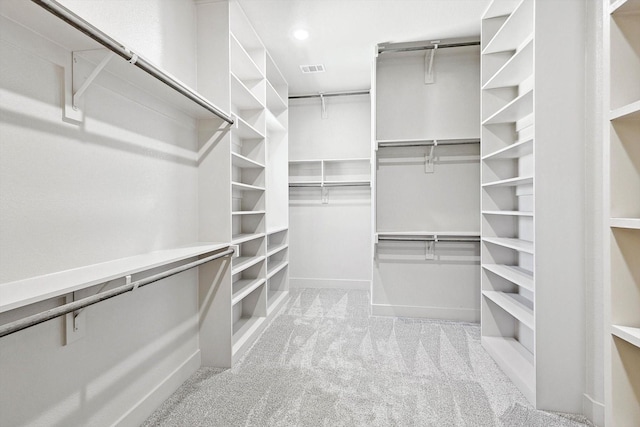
xmin=424 ymin=41 xmax=439 ymax=84
xmin=65 ymin=292 xmax=86 ymax=345
xmin=72 ymin=50 xmax=116 ymax=113
xmin=321 ymin=186 xmax=329 ymax=204
xmin=426 ymin=241 xmax=435 ymax=260
xmin=425 ymin=141 xmax=436 ymax=173
xmin=320 ymin=93 xmax=328 ymax=119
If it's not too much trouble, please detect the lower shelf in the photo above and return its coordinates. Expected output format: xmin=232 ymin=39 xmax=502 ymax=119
xmin=232 ymin=316 xmax=266 ymax=355
xmin=612 ymin=325 xmax=640 ymax=349
xmin=267 ymin=290 xmax=288 ymax=315
xmin=232 ymin=278 xmax=266 ymax=306
xmin=482 ymin=291 xmax=534 ymax=330
xmin=267 ymin=259 xmax=288 ymax=279
xmin=482 ymin=336 xmax=535 ymax=404
xmin=482 ymin=264 xmax=534 ymax=292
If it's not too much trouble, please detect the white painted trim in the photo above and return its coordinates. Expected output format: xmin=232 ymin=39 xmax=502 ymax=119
xmin=289 ymin=278 xmax=370 ymax=290
xmin=371 ymin=303 xmax=480 ymax=323
xmin=113 ymin=350 xmax=201 ymax=427
xmin=582 ymin=393 xmax=605 ymax=427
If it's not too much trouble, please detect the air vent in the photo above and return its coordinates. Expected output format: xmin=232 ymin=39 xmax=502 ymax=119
xmin=300 ymin=64 xmax=325 ymax=74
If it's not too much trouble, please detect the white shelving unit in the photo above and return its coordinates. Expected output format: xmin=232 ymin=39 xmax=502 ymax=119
xmin=196 ymin=0 xmax=288 ymax=367
xmin=604 ymin=0 xmax=640 ymax=424
xmin=289 ymin=158 xmax=371 ymax=187
xmin=372 ymin=38 xmax=481 ymax=322
xmin=480 ymin=0 xmax=586 ymax=412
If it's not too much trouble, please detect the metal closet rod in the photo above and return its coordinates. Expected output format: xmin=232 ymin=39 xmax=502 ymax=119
xmin=378 ymin=40 xmax=480 ymax=54
xmin=0 ymin=248 xmax=235 ymax=338
xmin=377 ymin=138 xmax=480 ymax=148
xmin=31 ymin=0 xmax=234 ymax=125
xmin=289 ymin=90 xmax=370 ymax=100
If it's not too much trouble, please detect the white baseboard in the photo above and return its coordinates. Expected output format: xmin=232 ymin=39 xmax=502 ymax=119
xmin=290 ymin=277 xmax=370 ymax=290
xmin=371 ymin=303 xmax=480 ymax=323
xmin=113 ymin=349 xmax=201 ymax=427
xmin=582 ymin=393 xmax=605 ymax=427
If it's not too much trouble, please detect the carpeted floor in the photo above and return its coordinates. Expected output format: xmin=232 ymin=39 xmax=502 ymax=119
xmin=143 ymin=288 xmax=593 ymax=426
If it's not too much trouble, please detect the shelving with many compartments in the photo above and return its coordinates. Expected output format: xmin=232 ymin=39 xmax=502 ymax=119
xmin=604 ymin=0 xmax=640 ymax=424
xmin=196 ymin=0 xmax=289 ymax=367
xmin=480 ymin=0 xmax=585 ymax=412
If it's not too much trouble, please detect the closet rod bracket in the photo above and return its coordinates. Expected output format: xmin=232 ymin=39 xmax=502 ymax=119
xmin=72 ymin=50 xmax=116 ymax=112
xmin=425 ymin=141 xmax=437 ymax=173
xmin=424 ymin=41 xmax=439 ymax=84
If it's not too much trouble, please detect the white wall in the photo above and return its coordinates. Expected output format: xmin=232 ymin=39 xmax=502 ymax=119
xmin=289 ymin=95 xmax=372 ymax=289
xmin=0 ymin=1 xmax=202 ymax=425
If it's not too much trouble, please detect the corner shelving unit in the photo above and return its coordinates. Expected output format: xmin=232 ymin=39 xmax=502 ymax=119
xmin=480 ymin=0 xmax=586 ymax=412
xmin=604 ymin=0 xmax=640 ymax=424
xmin=196 ymin=0 xmax=288 ymax=367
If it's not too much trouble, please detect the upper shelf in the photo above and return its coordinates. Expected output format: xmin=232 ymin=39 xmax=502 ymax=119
xmin=482 ymin=36 xmax=533 ymax=90
xmin=610 ymin=100 xmax=640 ymax=121
xmin=0 ymin=242 xmax=230 ymax=314
xmin=483 ymin=89 xmax=534 ymax=125
xmin=482 ymin=0 xmax=533 ymax=55
xmin=0 ymin=0 xmax=233 ymax=123
xmin=610 ymin=0 xmax=640 ymax=14
xmin=482 ymin=0 xmax=521 ymax=19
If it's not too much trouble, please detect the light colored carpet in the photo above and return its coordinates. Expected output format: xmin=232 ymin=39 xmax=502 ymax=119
xmin=143 ymin=288 xmax=593 ymax=426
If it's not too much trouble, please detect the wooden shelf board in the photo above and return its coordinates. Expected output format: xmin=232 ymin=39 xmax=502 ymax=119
xmin=483 ymin=0 xmax=520 ymax=19
xmin=266 ymin=81 xmax=287 ymax=114
xmin=231 ymin=256 xmax=265 ymax=276
xmin=482 ymin=336 xmax=535 ymax=403
xmin=612 ymin=325 xmax=640 ymax=349
xmin=483 ymin=264 xmax=534 ymax=292
xmin=231 ymin=233 xmax=265 ymax=245
xmin=267 ymin=259 xmax=288 ymax=279
xmin=483 ymin=291 xmax=534 ymax=329
xmin=231 ymin=152 xmax=265 ymax=169
xmin=482 ymin=237 xmax=534 ymax=254
xmin=267 ymin=226 xmax=288 ymax=235
xmin=266 ymin=110 xmax=286 ymax=133
xmin=483 ymin=35 xmax=533 ymax=90
xmin=267 ymin=290 xmax=289 ymax=315
xmin=230 ymin=72 xmax=264 ymax=111
xmin=232 ymin=316 xmax=266 ymax=352
xmin=610 ymin=100 xmax=640 ymax=121
xmin=233 ymin=115 xmax=265 ymax=140
xmin=610 ymin=0 xmax=640 ymax=14
xmin=230 ymin=33 xmax=264 ymax=82
xmin=289 ymin=181 xmax=323 ymax=187
xmin=610 ymin=218 xmax=640 ymax=229
xmin=482 ymin=0 xmax=533 ymax=54
xmin=482 ymin=138 xmax=534 ymax=160
xmin=232 ymin=278 xmax=266 ymax=306
xmin=482 ymin=210 xmax=533 ymax=217
xmin=231 ymin=181 xmax=266 ymax=192
xmin=267 ymin=243 xmax=288 ymax=258
xmin=0 ymin=242 xmax=229 ymax=314
xmin=482 ymin=176 xmax=534 ymax=188
xmin=483 ymin=89 xmax=534 ymax=125
xmin=232 ymin=210 xmax=266 ymax=216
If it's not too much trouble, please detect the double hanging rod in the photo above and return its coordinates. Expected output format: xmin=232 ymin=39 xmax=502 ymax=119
xmin=31 ymin=0 xmax=234 ymax=125
xmin=0 ymin=248 xmax=235 ymax=338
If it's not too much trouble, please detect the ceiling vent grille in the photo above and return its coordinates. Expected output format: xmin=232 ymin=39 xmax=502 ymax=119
xmin=300 ymin=64 xmax=325 ymax=74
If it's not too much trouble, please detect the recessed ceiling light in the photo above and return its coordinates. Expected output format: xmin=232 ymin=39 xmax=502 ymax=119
xmin=293 ymin=29 xmax=309 ymax=41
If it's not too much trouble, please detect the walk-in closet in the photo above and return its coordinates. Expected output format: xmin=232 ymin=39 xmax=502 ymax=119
xmin=0 ymin=0 xmax=636 ymax=426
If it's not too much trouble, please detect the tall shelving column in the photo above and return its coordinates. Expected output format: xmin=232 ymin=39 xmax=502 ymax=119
xmin=604 ymin=0 xmax=640 ymax=424
xmin=196 ymin=0 xmax=288 ymax=367
xmin=480 ymin=0 xmax=586 ymax=412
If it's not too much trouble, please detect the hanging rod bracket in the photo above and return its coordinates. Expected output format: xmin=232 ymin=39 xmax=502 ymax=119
xmin=426 ymin=241 xmax=435 ymax=260
xmin=425 ymin=140 xmax=437 ymax=173
xmin=424 ymin=41 xmax=439 ymax=84
xmin=65 ymin=291 xmax=86 ymax=345
xmin=319 ymin=93 xmax=328 ymax=119
xmin=321 ymin=186 xmax=329 ymax=204
xmin=71 ymin=50 xmax=115 ymax=114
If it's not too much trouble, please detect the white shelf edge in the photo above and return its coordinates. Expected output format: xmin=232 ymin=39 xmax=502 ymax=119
xmin=482 ymin=0 xmax=532 ymax=55
xmin=610 ymin=218 xmax=640 ymax=229
xmin=609 ymin=0 xmax=640 ymax=14
xmin=610 ymin=100 xmax=640 ymax=121
xmin=230 ymin=72 xmax=264 ymax=111
xmin=482 ymin=34 xmax=533 ymax=90
xmin=482 ymin=138 xmax=534 ymax=161
xmin=267 ymin=260 xmax=288 ymax=279
xmin=231 ymin=255 xmax=265 ymax=276
xmin=232 ymin=316 xmax=266 ymax=352
xmin=266 ymin=80 xmax=288 ymax=112
xmin=266 ymin=110 xmax=286 ymax=132
xmin=482 ymin=89 xmax=534 ymax=125
xmin=231 ymin=233 xmax=265 ymax=245
xmin=482 ymin=264 xmax=534 ymax=292
xmin=482 ymin=175 xmax=534 ymax=188
xmin=231 ymin=181 xmax=266 ymax=192
xmin=267 ymin=243 xmax=288 ymax=258
xmin=231 ymin=278 xmax=266 ymax=306
xmin=233 ymin=114 xmax=265 ymax=140
xmin=0 ymin=242 xmax=230 ymax=314
xmin=482 ymin=210 xmax=534 ymax=217
xmin=482 ymin=237 xmax=534 ymax=254
xmin=483 ymin=290 xmax=534 ymax=329
xmin=377 ymin=231 xmax=480 ymax=237
xmin=267 ymin=290 xmax=289 ymax=314
xmin=229 ymin=32 xmax=264 ymax=81
xmin=231 ymin=152 xmax=265 ymax=169
xmin=232 ymin=211 xmax=266 ymax=216
xmin=611 ymin=325 xmax=640 ymax=348
xmin=481 ymin=336 xmax=535 ymax=403
xmin=482 ymin=0 xmax=520 ymax=19
xmin=267 ymin=226 xmax=288 ymax=235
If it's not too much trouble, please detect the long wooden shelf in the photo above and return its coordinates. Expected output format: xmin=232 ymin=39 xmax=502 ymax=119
xmin=267 ymin=259 xmax=288 ymax=279
xmin=610 ymin=100 xmax=640 ymax=121
xmin=266 ymin=81 xmax=287 ymax=114
xmin=483 ymin=237 xmax=534 ymax=254
xmin=483 ymin=264 xmax=534 ymax=292
xmin=483 ymin=0 xmax=520 ymax=19
xmin=483 ymin=89 xmax=534 ymax=125
xmin=231 ymin=256 xmax=264 ymax=276
xmin=483 ymin=36 xmax=533 ymax=90
xmin=232 ymin=152 xmax=265 ymax=169
xmin=482 ymin=336 xmax=535 ymax=403
xmin=232 ymin=233 xmax=265 ymax=245
xmin=482 ymin=0 xmax=533 ymax=55
xmin=233 ymin=115 xmax=265 ymax=140
xmin=266 ymin=110 xmax=286 ymax=132
xmin=483 ymin=138 xmax=534 ymax=160
xmin=267 ymin=243 xmax=288 ymax=258
xmin=482 ymin=210 xmax=533 ymax=217
xmin=231 ymin=182 xmax=266 ymax=192
xmin=483 ymin=291 xmax=534 ymax=329
xmin=232 ymin=278 xmax=265 ymax=306
xmin=232 ymin=210 xmax=266 ymax=216
xmin=267 ymin=290 xmax=288 ymax=314
xmin=610 ymin=218 xmax=640 ymax=229
xmin=0 ymin=242 xmax=229 ymax=314
xmin=612 ymin=325 xmax=640 ymax=349
xmin=232 ymin=316 xmax=265 ymax=353
xmin=230 ymin=72 xmax=264 ymax=111
xmin=230 ymin=33 xmax=264 ymax=82
xmin=610 ymin=0 xmax=640 ymax=14
xmin=482 ymin=176 xmax=534 ymax=188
